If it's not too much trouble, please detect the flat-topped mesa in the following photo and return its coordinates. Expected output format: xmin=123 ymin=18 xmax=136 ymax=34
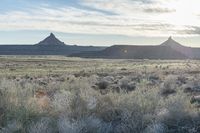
xmin=36 ymin=33 xmax=66 ymax=46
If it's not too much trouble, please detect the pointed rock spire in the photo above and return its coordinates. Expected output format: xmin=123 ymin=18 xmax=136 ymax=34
xmin=168 ymin=36 xmax=172 ymax=40
xmin=160 ymin=36 xmax=184 ymax=49
xmin=50 ymin=33 xmax=55 ymax=37
xmin=36 ymin=33 xmax=65 ymax=46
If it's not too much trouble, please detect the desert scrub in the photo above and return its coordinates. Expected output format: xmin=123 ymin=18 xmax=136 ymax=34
xmin=1 ymin=58 xmax=200 ymax=132
xmin=0 ymin=76 xmax=159 ymax=133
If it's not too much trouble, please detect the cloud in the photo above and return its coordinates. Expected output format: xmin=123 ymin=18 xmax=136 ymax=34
xmin=183 ymin=26 xmax=200 ymax=35
xmin=0 ymin=0 xmax=199 ymax=37
xmin=143 ymin=7 xmax=176 ymax=13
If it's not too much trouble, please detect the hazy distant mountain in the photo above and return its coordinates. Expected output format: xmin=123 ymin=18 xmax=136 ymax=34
xmin=0 ymin=33 xmax=105 ymax=55
xmin=71 ymin=37 xmax=198 ymax=59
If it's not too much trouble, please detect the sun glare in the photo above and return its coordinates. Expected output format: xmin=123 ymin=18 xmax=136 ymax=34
xmin=164 ymin=0 xmax=200 ymax=26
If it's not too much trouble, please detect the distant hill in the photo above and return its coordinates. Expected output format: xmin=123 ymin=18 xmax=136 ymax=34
xmin=0 ymin=33 xmax=105 ymax=55
xmin=71 ymin=37 xmax=200 ymax=59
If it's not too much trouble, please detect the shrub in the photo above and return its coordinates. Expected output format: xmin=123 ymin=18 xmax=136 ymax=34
xmin=160 ymin=76 xmax=178 ymax=96
xmin=117 ymin=77 xmax=136 ymax=92
xmin=177 ymin=76 xmax=187 ymax=84
xmin=96 ymin=80 xmax=109 ymax=90
xmin=156 ymin=94 xmax=200 ymax=133
xmin=160 ymin=85 xmax=176 ymax=97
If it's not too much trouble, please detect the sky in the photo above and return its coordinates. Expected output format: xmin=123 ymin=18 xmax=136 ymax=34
xmin=0 ymin=0 xmax=200 ymax=46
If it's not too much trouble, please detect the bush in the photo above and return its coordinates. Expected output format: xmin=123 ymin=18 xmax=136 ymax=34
xmin=160 ymin=86 xmax=176 ymax=97
xmin=157 ymin=99 xmax=200 ymax=133
xmin=118 ymin=77 xmax=136 ymax=92
xmin=96 ymin=80 xmax=109 ymax=90
xmin=160 ymin=76 xmax=178 ymax=96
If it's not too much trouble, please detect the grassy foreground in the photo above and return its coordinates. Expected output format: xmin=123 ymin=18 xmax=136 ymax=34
xmin=1 ymin=56 xmax=200 ymax=133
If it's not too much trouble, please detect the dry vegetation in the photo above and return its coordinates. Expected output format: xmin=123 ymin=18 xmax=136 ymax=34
xmin=1 ymin=56 xmax=200 ymax=133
